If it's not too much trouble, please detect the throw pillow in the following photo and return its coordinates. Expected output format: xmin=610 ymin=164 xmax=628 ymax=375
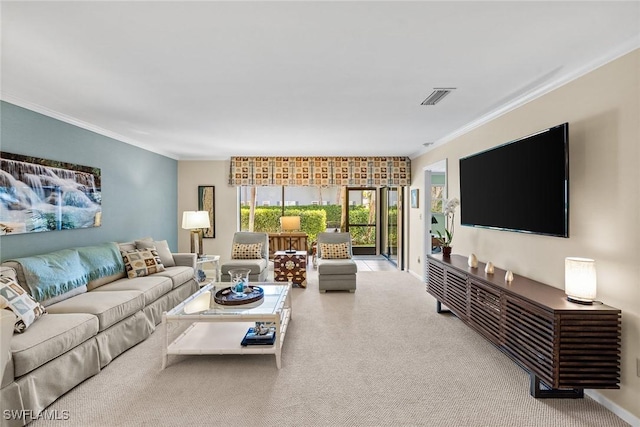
xmin=121 ymin=248 xmax=166 ymax=279
xmin=320 ymin=242 xmax=351 ymax=259
xmin=231 ymin=243 xmax=263 ymax=260
xmin=0 ymin=277 xmax=47 ymax=333
xmin=135 ymin=239 xmax=176 ymax=267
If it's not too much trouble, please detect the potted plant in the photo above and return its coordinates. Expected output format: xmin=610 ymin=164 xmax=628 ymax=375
xmin=436 ymin=197 xmax=460 ymax=256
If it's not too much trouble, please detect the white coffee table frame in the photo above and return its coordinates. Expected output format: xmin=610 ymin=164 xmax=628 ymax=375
xmin=162 ymin=282 xmax=292 ymax=370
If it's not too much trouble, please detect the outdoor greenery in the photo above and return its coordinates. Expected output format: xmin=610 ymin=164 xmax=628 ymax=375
xmin=241 ymin=205 xmax=378 ymax=245
xmin=347 ymin=206 xmax=374 ymax=246
xmin=241 ymin=207 xmax=328 ymax=243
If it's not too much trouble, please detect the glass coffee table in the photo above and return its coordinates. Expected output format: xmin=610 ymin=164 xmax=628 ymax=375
xmin=162 ymin=282 xmax=292 ymax=369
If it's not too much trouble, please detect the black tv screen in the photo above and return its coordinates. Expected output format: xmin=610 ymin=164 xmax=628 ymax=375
xmin=459 ymin=123 xmax=569 ymax=237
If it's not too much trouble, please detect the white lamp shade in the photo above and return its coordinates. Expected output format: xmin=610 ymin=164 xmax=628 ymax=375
xmin=565 ymin=257 xmax=597 ymax=303
xmin=182 ymin=211 xmax=210 ymax=229
xmin=280 ymin=216 xmax=301 ymax=232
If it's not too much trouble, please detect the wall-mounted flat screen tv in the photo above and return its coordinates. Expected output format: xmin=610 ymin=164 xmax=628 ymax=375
xmin=459 ymin=123 xmax=569 ymax=237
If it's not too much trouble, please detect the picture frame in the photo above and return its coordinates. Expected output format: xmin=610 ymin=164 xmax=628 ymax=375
xmin=1 ymin=151 xmax=102 ymax=235
xmin=198 ymin=186 xmax=215 ymax=238
xmin=411 ymin=188 xmax=419 ymax=209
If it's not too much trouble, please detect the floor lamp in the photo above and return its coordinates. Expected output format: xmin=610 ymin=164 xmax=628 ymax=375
xmin=280 ymin=216 xmax=301 ymax=254
xmin=182 ymin=211 xmax=210 ymax=257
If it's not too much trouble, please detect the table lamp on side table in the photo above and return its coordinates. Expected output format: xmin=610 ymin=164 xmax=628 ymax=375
xmin=182 ymin=211 xmax=211 ymax=257
xmin=280 ymin=216 xmax=301 ymax=254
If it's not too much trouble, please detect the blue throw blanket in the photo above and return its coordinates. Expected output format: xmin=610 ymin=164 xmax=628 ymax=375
xmin=77 ymin=242 xmax=125 ymax=282
xmin=10 ymin=242 xmax=124 ymax=302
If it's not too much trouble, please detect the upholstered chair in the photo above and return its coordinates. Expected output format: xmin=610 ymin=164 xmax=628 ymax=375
xmin=316 ymin=232 xmax=357 ymax=293
xmin=220 ymin=232 xmax=270 ymax=282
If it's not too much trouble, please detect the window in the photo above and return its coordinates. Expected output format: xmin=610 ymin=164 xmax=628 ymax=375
xmin=239 ymin=186 xmax=341 ymax=233
xmin=431 ymin=185 xmax=444 ymax=213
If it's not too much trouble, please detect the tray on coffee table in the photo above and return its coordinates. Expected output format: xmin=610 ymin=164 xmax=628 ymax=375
xmin=213 ymin=285 xmax=264 ymax=306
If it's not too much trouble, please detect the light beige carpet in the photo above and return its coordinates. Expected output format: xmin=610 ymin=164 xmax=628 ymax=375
xmin=32 ymin=269 xmax=628 ymax=426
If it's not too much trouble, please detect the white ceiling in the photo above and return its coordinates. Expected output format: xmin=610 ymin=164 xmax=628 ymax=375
xmin=2 ymin=1 xmax=639 ymax=160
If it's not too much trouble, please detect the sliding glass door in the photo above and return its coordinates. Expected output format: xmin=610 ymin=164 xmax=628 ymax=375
xmin=381 ymin=187 xmax=400 ymax=265
xmin=346 ymin=188 xmax=376 ymax=255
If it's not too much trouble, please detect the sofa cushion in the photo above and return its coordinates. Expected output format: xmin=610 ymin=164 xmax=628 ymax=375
xmin=121 ymin=248 xmax=165 ymax=279
xmin=135 ymin=239 xmax=176 ymax=267
xmin=118 ymin=237 xmax=153 ymax=253
xmin=87 ymin=272 xmax=126 ymax=291
xmin=0 ymin=277 xmax=47 ymax=333
xmin=221 ymin=259 xmax=268 ymax=276
xmin=10 ymin=313 xmax=98 ymax=377
xmin=5 ymin=243 xmax=125 ymax=303
xmin=317 ymin=259 xmax=357 ymax=275
xmin=92 ymin=275 xmax=172 ymax=305
xmin=232 ymin=243 xmax=263 ymax=259
xmin=319 ymin=242 xmax=351 ymax=259
xmin=153 ymin=266 xmax=195 ymax=289
xmin=46 ymin=291 xmax=144 ymax=332
xmin=40 ymin=285 xmax=88 ymax=307
xmin=118 ymin=241 xmax=137 ymax=252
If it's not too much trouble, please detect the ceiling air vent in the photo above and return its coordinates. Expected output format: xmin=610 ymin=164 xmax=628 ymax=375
xmin=421 ymin=88 xmax=456 ymax=106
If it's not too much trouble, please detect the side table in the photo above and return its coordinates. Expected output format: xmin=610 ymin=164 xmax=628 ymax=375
xmin=196 ymin=255 xmax=221 ymax=284
xmin=273 ymin=251 xmax=307 ymax=288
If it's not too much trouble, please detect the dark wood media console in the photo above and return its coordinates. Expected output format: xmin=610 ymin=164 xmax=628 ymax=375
xmin=426 ymin=254 xmax=621 ymax=398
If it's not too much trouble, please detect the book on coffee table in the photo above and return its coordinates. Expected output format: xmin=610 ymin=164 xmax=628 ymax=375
xmin=241 ymin=327 xmax=276 ymax=346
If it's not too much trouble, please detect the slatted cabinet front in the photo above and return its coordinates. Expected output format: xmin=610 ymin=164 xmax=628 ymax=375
xmin=426 ymin=254 xmax=621 ymax=395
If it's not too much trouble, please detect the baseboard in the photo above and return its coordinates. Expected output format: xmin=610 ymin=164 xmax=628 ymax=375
xmin=407 ymin=269 xmax=423 ymax=282
xmin=585 ymin=390 xmax=640 ymax=427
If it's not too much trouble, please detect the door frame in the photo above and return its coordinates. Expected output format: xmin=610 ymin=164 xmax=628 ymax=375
xmin=380 ymin=186 xmax=403 ymax=268
xmin=423 ymin=160 xmax=447 ymax=281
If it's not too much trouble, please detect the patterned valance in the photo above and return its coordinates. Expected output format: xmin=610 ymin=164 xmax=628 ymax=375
xmin=229 ymin=156 xmax=411 ymax=187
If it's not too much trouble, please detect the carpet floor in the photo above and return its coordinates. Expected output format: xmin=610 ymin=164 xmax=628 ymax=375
xmin=31 ymin=269 xmax=628 ymax=426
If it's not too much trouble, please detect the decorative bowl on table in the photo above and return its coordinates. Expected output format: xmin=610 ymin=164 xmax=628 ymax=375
xmin=214 ymin=285 xmax=264 ymax=306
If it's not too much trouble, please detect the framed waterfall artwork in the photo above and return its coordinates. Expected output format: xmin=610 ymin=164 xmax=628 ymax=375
xmin=0 ymin=152 xmax=102 ymax=235
xmin=198 ymin=185 xmax=215 ymax=238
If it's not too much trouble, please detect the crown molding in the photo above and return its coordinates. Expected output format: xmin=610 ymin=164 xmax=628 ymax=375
xmin=0 ymin=94 xmax=180 ymax=160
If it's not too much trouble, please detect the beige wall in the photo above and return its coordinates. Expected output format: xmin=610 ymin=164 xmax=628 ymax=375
xmin=409 ymin=49 xmax=639 ymax=417
xmin=177 ymin=160 xmax=239 ymax=263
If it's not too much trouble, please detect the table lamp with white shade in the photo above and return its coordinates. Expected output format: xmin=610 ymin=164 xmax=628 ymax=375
xmin=182 ymin=211 xmax=210 ymax=257
xmin=565 ymin=257 xmax=597 ymax=304
xmin=280 ymin=216 xmax=301 ymax=254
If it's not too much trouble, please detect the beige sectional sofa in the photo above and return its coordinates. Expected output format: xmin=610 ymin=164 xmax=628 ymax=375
xmin=0 ymin=239 xmax=198 ymax=427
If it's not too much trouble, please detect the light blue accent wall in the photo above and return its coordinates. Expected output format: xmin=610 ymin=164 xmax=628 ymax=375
xmin=0 ymin=102 xmax=178 ymax=259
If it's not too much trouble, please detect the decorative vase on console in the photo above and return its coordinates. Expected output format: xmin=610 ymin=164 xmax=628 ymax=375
xmin=435 ymin=197 xmax=460 ymax=258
